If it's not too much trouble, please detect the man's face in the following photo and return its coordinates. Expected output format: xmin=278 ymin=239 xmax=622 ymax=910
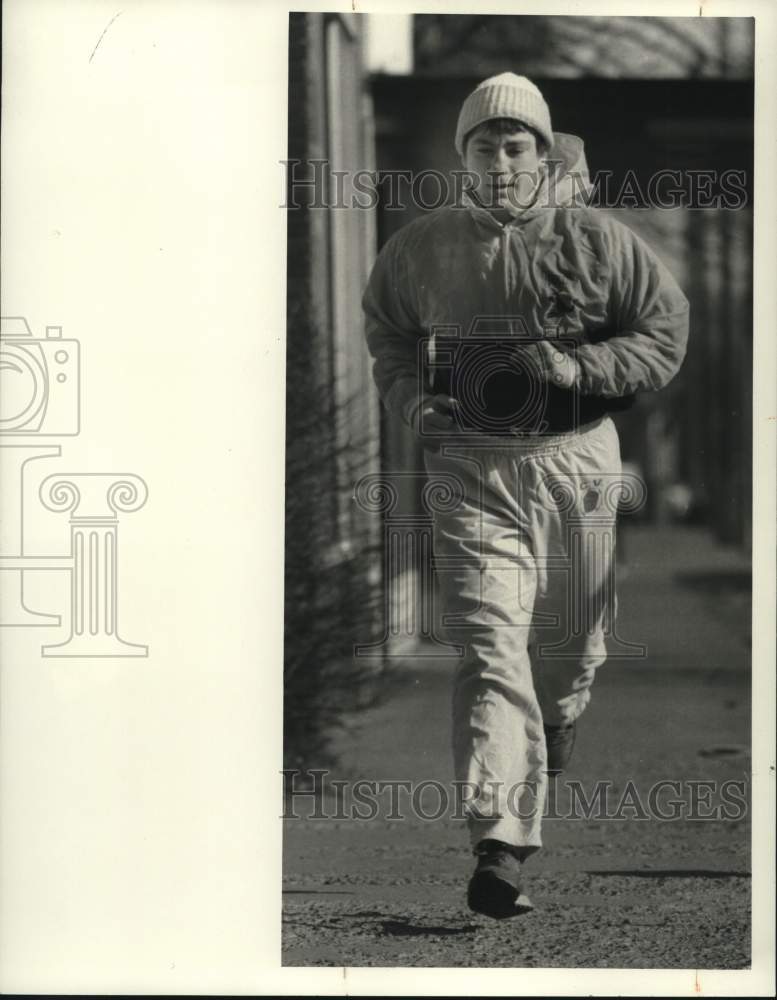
xmin=462 ymin=124 xmax=545 ymax=216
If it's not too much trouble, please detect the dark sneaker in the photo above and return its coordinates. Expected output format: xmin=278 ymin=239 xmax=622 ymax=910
xmin=544 ymin=721 xmax=576 ymax=777
xmin=467 ymin=839 xmax=534 ymax=919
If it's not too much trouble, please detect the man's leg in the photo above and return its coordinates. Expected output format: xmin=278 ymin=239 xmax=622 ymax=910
xmin=526 ymin=418 xmax=622 ymax=745
xmin=424 ymin=447 xmax=548 ymax=855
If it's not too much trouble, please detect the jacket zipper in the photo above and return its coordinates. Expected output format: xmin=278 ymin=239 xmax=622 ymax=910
xmin=502 ymin=227 xmax=509 ymax=300
xmin=501 ymin=222 xmax=522 ymax=336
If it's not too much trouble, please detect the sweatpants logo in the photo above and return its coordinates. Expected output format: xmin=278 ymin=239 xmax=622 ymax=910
xmin=352 ymin=462 xmax=648 ymax=660
xmin=532 ymin=468 xmax=647 ymax=658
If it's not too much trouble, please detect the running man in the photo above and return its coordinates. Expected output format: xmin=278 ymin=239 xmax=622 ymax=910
xmin=362 ymin=73 xmax=689 ymax=918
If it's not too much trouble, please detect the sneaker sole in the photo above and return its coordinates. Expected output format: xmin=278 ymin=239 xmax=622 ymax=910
xmin=467 ymin=871 xmax=535 ymax=919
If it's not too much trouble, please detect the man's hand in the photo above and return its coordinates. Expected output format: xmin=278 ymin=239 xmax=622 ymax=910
xmin=519 ymin=340 xmax=580 ymax=390
xmin=408 ymin=394 xmax=460 ymax=437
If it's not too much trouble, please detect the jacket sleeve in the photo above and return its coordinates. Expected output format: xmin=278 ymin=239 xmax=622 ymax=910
xmin=361 ymin=232 xmax=429 ymax=431
xmin=574 ymin=219 xmax=690 ymax=397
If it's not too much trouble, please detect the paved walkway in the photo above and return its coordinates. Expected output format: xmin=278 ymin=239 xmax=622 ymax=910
xmin=283 ymin=525 xmax=752 ymax=968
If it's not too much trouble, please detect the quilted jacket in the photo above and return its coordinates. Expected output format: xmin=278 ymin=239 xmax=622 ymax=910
xmin=362 ymin=133 xmax=690 ymax=437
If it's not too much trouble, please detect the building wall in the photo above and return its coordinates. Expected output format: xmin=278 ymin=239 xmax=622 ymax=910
xmin=413 ymin=15 xmax=754 ymax=79
xmin=287 ymin=13 xmax=381 ymax=562
xmin=285 ymin=13 xmax=391 ymax=760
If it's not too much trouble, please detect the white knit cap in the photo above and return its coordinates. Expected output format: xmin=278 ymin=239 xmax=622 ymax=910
xmin=455 ymin=73 xmax=553 ymax=156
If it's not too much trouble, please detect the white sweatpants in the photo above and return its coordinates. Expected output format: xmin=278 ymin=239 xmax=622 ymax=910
xmin=423 ymin=416 xmax=622 ymax=852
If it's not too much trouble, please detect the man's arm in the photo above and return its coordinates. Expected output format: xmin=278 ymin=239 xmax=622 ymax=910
xmin=361 ymin=232 xmax=430 ymax=432
xmin=572 ymin=218 xmax=690 ymax=397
